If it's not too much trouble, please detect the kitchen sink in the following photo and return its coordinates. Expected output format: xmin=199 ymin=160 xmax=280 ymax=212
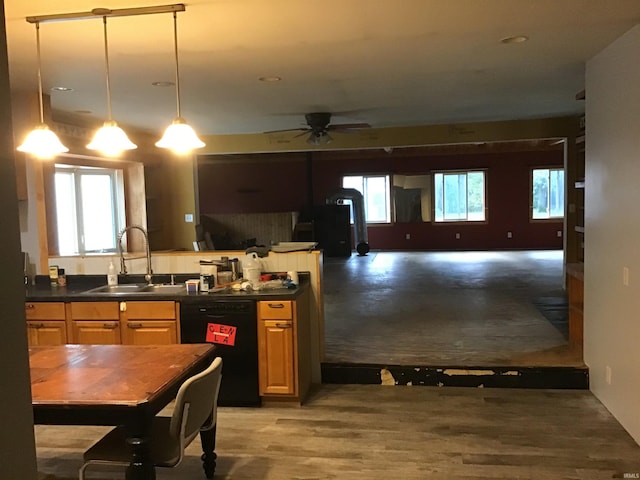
xmin=82 ymin=284 xmax=147 ymax=295
xmin=138 ymin=284 xmax=186 ymax=294
xmin=82 ymin=283 xmax=186 ymax=295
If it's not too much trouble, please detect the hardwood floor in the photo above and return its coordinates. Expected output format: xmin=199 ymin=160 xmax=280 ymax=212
xmin=323 ymin=250 xmax=583 ymax=367
xmin=35 ymin=384 xmax=640 ymax=479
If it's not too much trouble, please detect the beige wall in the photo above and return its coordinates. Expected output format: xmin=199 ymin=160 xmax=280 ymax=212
xmin=585 ymin=24 xmax=640 ymax=444
xmin=0 ymin=0 xmax=38 ymax=476
xmin=199 ymin=116 xmax=577 ymax=154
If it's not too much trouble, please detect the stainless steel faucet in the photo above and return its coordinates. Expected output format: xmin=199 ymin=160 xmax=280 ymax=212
xmin=117 ymin=225 xmax=153 ymax=284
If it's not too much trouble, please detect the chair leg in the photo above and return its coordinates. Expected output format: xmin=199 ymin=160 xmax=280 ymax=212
xmin=199 ymin=424 xmax=217 ymax=479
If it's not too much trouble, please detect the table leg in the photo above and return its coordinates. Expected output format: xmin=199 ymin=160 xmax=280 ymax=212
xmin=125 ymin=436 xmax=156 ymax=480
xmin=200 ymin=424 xmax=217 ymax=479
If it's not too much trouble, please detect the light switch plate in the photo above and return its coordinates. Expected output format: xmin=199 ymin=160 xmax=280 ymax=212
xmin=185 ymin=213 xmax=194 ymax=223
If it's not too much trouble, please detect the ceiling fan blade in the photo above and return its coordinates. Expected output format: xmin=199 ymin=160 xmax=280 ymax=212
xmin=264 ymin=127 xmax=310 ymax=135
xmin=293 ymin=130 xmax=312 ymax=139
xmin=326 ymin=123 xmax=371 ymax=131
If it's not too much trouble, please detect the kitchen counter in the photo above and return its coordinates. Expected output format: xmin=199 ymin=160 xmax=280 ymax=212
xmin=25 ymin=273 xmax=308 ymax=303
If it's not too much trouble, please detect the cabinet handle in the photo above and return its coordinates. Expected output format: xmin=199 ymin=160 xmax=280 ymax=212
xmin=29 ymin=323 xmax=44 ymax=329
xmin=103 ymin=322 xmax=119 ymax=329
xmin=127 ymin=323 xmax=143 ymax=329
xmin=25 ymin=304 xmax=35 ymax=309
xmin=275 ymin=323 xmax=292 ymax=329
xmin=268 ymin=303 xmax=285 ymax=309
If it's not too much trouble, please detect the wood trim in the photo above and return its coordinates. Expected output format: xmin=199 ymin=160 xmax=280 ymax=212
xmin=34 ymin=160 xmax=50 ymax=273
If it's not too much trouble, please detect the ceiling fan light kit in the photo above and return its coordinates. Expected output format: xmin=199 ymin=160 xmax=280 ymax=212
xmin=265 ymin=111 xmax=371 ymax=146
xmin=19 ymin=3 xmax=202 ymax=158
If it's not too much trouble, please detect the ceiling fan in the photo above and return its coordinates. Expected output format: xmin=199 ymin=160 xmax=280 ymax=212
xmin=266 ymin=112 xmax=371 ymax=145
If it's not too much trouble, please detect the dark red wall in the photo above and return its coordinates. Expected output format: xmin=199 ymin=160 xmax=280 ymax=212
xmin=197 ymin=146 xmax=564 ymax=251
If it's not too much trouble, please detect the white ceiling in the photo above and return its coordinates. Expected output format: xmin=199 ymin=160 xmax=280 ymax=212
xmin=5 ymin=0 xmax=640 ymax=136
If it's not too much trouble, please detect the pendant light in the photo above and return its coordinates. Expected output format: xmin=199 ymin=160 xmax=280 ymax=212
xmin=16 ymin=21 xmax=69 ymax=160
xmin=155 ymin=11 xmax=205 ymax=155
xmin=87 ymin=16 xmax=137 ymax=157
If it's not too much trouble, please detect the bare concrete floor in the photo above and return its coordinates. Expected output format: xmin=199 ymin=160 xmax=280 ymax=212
xmin=323 ymin=250 xmax=583 ymax=367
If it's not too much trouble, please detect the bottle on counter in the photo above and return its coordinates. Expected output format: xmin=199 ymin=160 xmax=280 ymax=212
xmin=107 ymin=260 xmax=118 ymax=286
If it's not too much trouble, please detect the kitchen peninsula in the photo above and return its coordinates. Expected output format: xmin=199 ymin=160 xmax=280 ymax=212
xmin=25 ymin=249 xmax=323 ymax=406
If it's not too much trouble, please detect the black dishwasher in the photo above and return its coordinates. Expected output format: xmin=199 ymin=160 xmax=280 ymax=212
xmin=180 ymin=300 xmax=260 ymax=407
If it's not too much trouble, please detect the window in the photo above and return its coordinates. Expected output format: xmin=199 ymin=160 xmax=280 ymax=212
xmin=434 ymin=170 xmax=486 ymax=222
xmin=341 ymin=174 xmax=391 ymax=223
xmin=532 ymin=168 xmax=564 ymax=219
xmin=54 ymin=164 xmax=126 ymax=255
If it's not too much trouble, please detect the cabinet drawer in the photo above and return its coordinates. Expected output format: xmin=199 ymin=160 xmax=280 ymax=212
xmin=25 ymin=302 xmax=65 ymax=320
xmin=70 ymin=302 xmax=119 ymax=320
xmin=121 ymin=301 xmax=176 ymax=319
xmin=258 ymin=301 xmax=292 ymax=320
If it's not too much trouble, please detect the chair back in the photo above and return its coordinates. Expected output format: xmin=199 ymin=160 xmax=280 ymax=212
xmin=170 ymin=357 xmax=223 ymax=449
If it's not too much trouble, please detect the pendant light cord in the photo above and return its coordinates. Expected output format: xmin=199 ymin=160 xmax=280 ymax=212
xmin=102 ymin=16 xmax=113 ymax=121
xmin=35 ymin=22 xmax=45 ymax=124
xmin=172 ymin=12 xmax=182 ymax=118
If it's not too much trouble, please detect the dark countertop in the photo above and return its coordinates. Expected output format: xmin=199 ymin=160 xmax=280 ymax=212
xmin=25 ymin=273 xmax=308 ymax=303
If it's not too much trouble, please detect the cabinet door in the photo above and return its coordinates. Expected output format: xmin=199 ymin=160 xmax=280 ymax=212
xmin=71 ymin=321 xmax=121 ymax=344
xmin=25 ymin=302 xmax=66 ymax=321
xmin=122 ymin=321 xmax=178 ymax=345
xmin=120 ymin=301 xmax=178 ymax=345
xmin=26 ymin=321 xmax=67 ymax=346
xmin=69 ymin=302 xmax=120 ymax=344
xmin=258 ymin=319 xmax=295 ymax=395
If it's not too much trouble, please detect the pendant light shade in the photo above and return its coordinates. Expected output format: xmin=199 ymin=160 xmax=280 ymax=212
xmin=16 ymin=22 xmax=68 ymax=159
xmin=86 ymin=119 xmax=138 ymax=157
xmin=87 ymin=17 xmax=137 ymax=156
xmin=156 ymin=12 xmax=205 ymax=154
xmin=156 ymin=117 xmax=205 ymax=154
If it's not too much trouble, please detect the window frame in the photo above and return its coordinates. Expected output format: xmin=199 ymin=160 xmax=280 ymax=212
xmin=54 ymin=163 xmax=126 ymax=255
xmin=40 ymin=155 xmax=148 ymax=259
xmin=432 ymin=169 xmax=487 ymax=224
xmin=530 ymin=166 xmax=565 ymax=221
xmin=341 ymin=174 xmax=392 ymax=224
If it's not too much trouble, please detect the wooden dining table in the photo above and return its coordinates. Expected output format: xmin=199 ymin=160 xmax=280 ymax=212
xmin=29 ymin=343 xmax=218 ymax=480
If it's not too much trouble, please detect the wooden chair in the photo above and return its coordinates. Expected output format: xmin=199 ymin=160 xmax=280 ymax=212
xmin=78 ymin=357 xmax=223 ymax=479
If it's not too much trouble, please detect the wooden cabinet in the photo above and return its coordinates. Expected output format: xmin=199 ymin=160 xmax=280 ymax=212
xmin=25 ymin=302 xmax=67 ymax=346
xmin=120 ymin=301 xmax=179 ymax=345
xmin=259 ymin=316 xmax=296 ymax=395
xmin=69 ymin=302 xmax=121 ymax=344
xmin=28 ymin=299 xmax=180 ymax=345
xmin=257 ymin=295 xmax=311 ymax=402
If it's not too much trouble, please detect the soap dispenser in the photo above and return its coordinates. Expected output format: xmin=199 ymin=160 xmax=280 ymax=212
xmin=107 ymin=260 xmax=118 ymax=286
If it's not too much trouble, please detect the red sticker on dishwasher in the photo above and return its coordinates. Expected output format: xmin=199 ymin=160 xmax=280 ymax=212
xmin=206 ymin=323 xmax=237 ymax=346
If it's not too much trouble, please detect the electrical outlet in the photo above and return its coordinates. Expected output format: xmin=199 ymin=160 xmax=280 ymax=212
xmin=623 ymin=267 xmax=629 ymax=286
xmin=606 ymin=365 xmax=612 ymax=385
xmin=557 ymin=230 xmax=562 ymax=238
xmin=405 ymin=233 xmax=411 ymax=240
xmin=455 ymin=233 xmax=461 ymax=239
xmin=184 ymin=213 xmax=194 ymax=223
xmin=507 ymin=231 xmax=512 ymax=238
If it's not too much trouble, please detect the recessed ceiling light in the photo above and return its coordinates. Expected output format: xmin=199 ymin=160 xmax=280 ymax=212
xmin=51 ymin=86 xmax=73 ymax=92
xmin=259 ymin=76 xmax=282 ymax=82
xmin=152 ymin=81 xmax=175 ymax=87
xmin=501 ymin=35 xmax=529 ymax=44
